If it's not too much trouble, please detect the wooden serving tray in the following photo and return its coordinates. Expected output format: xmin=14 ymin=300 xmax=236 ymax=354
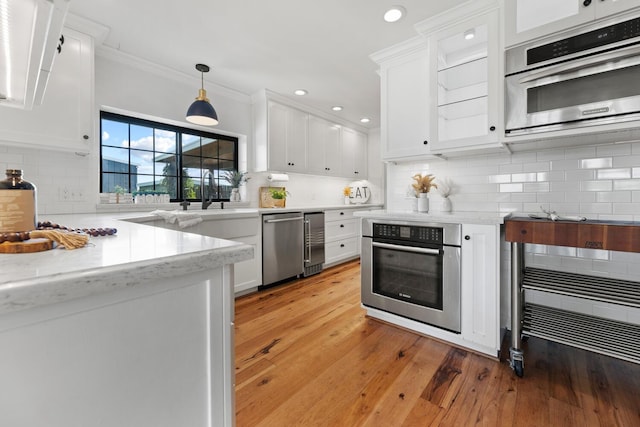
xmin=259 ymin=187 xmax=286 ymax=208
xmin=0 ymin=238 xmax=54 ymax=253
xmin=505 ymin=217 xmax=640 ymax=253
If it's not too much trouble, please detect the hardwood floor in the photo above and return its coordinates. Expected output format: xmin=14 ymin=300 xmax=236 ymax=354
xmin=234 ymin=260 xmax=640 ymax=426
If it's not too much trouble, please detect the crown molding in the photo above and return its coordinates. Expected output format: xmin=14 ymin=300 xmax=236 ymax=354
xmin=95 ymin=45 xmax=251 ymax=104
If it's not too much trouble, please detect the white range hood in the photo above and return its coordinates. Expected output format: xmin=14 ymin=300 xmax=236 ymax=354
xmin=0 ymin=0 xmax=69 ymax=109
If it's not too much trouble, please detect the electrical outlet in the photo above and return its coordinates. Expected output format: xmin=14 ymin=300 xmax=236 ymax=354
xmin=74 ymin=188 xmax=85 ymax=201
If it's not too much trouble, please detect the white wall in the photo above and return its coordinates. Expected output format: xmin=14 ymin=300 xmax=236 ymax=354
xmin=0 ymin=49 xmax=384 ymax=213
xmin=386 ymin=140 xmax=640 ymax=324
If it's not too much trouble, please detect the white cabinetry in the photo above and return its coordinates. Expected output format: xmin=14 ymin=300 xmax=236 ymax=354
xmin=373 ymin=38 xmax=432 ymax=161
xmin=148 ymin=216 xmax=260 ymax=293
xmin=253 ymin=93 xmax=369 ymax=178
xmin=0 ymin=28 xmax=93 ymax=154
xmin=307 ymin=115 xmax=341 ymax=176
xmin=505 ymin=0 xmax=639 ymax=47
xmin=340 ymin=127 xmax=368 ymax=179
xmin=461 ymin=223 xmax=500 ymax=351
xmin=267 ymin=101 xmax=308 ymax=173
xmin=324 ymin=208 xmax=359 ymax=266
xmin=426 ymin=9 xmax=502 ymax=153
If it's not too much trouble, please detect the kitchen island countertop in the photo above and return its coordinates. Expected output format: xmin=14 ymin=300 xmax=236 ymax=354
xmin=0 ymin=212 xmax=254 ymax=316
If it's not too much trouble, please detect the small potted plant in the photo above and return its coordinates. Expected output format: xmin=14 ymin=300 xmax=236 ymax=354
xmin=411 ymin=173 xmax=437 ymax=213
xmin=268 ymin=187 xmax=289 ymax=207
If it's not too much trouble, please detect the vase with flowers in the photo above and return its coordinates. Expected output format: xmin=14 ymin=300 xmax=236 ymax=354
xmin=411 ymin=173 xmax=437 ymax=213
xmin=436 ymin=177 xmax=454 ymax=212
xmin=221 ymin=170 xmax=250 ymax=202
xmin=343 ymin=186 xmax=352 ymax=204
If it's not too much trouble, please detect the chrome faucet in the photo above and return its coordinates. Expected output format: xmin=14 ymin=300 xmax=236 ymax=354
xmin=201 ymin=170 xmax=215 ymax=210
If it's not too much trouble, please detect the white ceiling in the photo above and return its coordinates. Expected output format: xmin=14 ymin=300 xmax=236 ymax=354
xmin=68 ymin=0 xmax=467 ymax=128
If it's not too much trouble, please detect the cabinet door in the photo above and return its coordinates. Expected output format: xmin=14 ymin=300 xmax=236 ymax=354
xmin=429 ymin=10 xmax=500 ymax=152
xmin=286 ymin=107 xmax=308 ymax=173
xmin=380 ymin=46 xmax=432 ymax=160
xmin=461 ymin=224 xmax=499 ymax=351
xmin=595 ymin=0 xmax=640 ymax=19
xmin=267 ymin=102 xmax=289 ymax=171
xmin=307 ymin=115 xmax=341 ymax=176
xmin=267 ymin=102 xmax=308 ymax=173
xmin=341 ymin=127 xmax=367 ymax=179
xmin=0 ymin=28 xmax=93 ymax=153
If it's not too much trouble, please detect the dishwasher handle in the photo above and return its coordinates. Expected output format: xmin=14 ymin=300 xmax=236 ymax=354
xmin=264 ymin=216 xmax=304 ymax=224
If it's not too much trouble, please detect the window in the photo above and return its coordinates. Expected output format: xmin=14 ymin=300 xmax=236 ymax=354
xmin=100 ymin=111 xmax=238 ymax=202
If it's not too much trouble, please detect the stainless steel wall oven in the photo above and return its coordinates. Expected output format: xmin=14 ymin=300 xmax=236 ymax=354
xmin=361 ymin=219 xmax=462 ymax=333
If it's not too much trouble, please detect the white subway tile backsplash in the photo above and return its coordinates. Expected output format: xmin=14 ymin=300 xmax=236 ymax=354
xmin=613 ymin=154 xmax=640 ymax=167
xmin=593 ymin=304 xmax=628 ymax=322
xmin=596 ymin=191 xmax=631 ymax=203
xmin=500 ymin=183 xmax=523 ymax=193
xmin=523 ymin=182 xmax=550 ymax=192
xmin=564 ymin=146 xmax=597 ymax=159
xmin=511 ymin=173 xmax=538 ymax=182
xmin=581 ymin=157 xmax=613 ymax=169
xmin=582 ymin=180 xmax=613 ymax=191
xmin=613 ymin=179 xmax=640 ymax=190
xmin=388 ymin=141 xmax=640 ymax=281
xmin=596 ymin=143 xmax=632 ymax=156
xmin=596 ymin=168 xmax=631 ymax=180
xmin=565 ymin=169 xmax=596 ymax=181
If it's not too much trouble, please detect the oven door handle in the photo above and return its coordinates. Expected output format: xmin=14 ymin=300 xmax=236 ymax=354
xmin=372 ymin=241 xmax=442 ymax=255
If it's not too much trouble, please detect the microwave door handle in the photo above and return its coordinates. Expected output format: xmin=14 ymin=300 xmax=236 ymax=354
xmin=372 ymin=241 xmax=441 ymax=256
xmin=519 ymin=43 xmax=640 ymax=85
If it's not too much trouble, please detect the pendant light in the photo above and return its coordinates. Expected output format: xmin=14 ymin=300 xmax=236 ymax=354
xmin=186 ymin=63 xmax=219 ymax=126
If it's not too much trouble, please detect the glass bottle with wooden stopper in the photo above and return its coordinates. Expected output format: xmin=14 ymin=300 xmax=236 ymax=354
xmin=0 ymin=169 xmax=37 ymax=233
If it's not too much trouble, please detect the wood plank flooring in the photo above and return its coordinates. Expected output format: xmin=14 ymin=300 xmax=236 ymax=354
xmin=234 ymin=260 xmax=640 ymax=426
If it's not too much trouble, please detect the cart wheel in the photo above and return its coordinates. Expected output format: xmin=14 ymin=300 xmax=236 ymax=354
xmin=514 ymin=360 xmax=524 ymax=377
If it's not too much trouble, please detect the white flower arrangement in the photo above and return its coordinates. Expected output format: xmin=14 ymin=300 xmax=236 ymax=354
xmin=436 ymin=177 xmax=454 ymax=198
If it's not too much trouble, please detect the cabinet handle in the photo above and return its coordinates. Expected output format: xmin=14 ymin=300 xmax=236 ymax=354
xmin=57 ymin=44 xmax=62 ymax=54
xmin=340 ymin=224 xmax=344 ymax=228
xmin=464 ymin=235 xmax=471 ymax=240
xmin=423 ymin=140 xmax=428 ymax=145
xmin=83 ymin=135 xmax=89 ymax=140
xmin=59 ymin=34 xmax=65 ymax=45
xmin=339 ymin=212 xmax=344 ymax=215
xmin=340 ymin=244 xmax=345 ymax=248
xmin=489 ymin=126 xmax=496 ymax=131
xmin=583 ymin=0 xmax=591 ymax=5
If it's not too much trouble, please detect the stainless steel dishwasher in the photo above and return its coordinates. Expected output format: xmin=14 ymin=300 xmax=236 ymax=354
xmin=262 ymin=212 xmax=304 ymax=287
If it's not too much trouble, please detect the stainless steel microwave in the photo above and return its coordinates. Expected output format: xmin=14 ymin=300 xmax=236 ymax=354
xmin=505 ymin=13 xmax=640 ymax=136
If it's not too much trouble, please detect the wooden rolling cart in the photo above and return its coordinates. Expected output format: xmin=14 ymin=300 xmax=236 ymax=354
xmin=505 ymin=217 xmax=640 ymax=377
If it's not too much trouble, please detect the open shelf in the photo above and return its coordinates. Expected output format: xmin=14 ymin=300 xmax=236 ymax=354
xmin=523 ymin=303 xmax=640 ymax=364
xmin=523 ymin=267 xmax=640 ymax=308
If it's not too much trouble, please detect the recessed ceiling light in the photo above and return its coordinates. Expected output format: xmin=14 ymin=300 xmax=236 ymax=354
xmin=464 ymin=29 xmax=475 ymax=40
xmin=332 ymin=106 xmax=343 ymax=111
xmin=360 ymin=117 xmax=371 ymax=124
xmin=384 ymin=6 xmax=406 ymax=23
xmin=294 ymin=89 xmax=308 ymax=96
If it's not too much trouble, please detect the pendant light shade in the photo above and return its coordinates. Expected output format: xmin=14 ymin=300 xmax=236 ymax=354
xmin=186 ymin=64 xmax=218 ymax=126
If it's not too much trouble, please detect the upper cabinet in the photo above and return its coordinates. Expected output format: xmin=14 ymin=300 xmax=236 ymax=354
xmin=341 ymin=127 xmax=368 ymax=179
xmin=427 ymin=9 xmax=502 ymax=153
xmin=0 ymin=28 xmax=94 ymax=154
xmin=267 ymin=101 xmax=308 ymax=173
xmin=253 ymin=91 xmax=369 ymax=179
xmin=307 ymin=115 xmax=341 ymax=177
xmin=372 ymin=38 xmax=433 ymax=161
xmin=505 ymin=0 xmax=640 ymax=47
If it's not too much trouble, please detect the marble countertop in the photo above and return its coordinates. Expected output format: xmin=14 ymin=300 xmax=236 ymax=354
xmin=0 ymin=213 xmax=254 ymax=316
xmin=353 ymin=209 xmax=510 ymax=225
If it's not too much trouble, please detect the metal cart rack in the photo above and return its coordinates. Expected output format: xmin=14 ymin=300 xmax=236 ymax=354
xmin=505 ymin=217 xmax=640 ymax=377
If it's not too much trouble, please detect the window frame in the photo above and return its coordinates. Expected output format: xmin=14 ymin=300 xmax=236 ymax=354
xmin=100 ymin=111 xmax=239 ymax=202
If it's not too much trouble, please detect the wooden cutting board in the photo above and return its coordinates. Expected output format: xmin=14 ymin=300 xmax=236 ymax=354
xmin=0 ymin=238 xmax=54 ymax=253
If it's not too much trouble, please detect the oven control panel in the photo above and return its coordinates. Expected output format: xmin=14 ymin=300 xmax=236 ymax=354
xmin=373 ymin=223 xmax=442 ymax=245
